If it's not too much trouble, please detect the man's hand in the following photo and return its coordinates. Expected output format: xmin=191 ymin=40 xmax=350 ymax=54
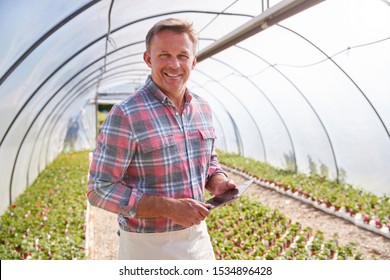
xmin=136 ymin=195 xmax=211 ymax=227
xmin=206 ymin=174 xmax=237 ymax=196
xmin=167 ymin=198 xmax=211 ymax=227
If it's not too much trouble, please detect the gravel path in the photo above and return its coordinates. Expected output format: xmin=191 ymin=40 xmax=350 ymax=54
xmin=86 ymin=204 xmax=119 ymax=260
xmin=86 ymin=171 xmax=390 ymax=260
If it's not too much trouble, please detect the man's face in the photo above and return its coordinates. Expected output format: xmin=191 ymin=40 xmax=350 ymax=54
xmin=143 ymin=29 xmax=197 ymax=98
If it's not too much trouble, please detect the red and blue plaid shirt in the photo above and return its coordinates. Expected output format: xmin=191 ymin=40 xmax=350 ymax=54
xmin=87 ymin=77 xmax=225 ymax=233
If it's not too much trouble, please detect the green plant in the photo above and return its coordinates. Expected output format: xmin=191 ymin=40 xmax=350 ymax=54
xmin=218 ymin=150 xmax=390 ymax=225
xmin=207 ymin=196 xmax=362 ymax=260
xmin=0 ymin=150 xmax=374 ymax=260
xmin=0 ymin=151 xmax=90 ymax=260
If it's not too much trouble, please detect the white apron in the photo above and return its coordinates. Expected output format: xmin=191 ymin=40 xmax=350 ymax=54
xmin=118 ymin=221 xmax=215 ymax=260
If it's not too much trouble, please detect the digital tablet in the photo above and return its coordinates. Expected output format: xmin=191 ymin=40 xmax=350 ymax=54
xmin=206 ymin=178 xmax=255 ymax=210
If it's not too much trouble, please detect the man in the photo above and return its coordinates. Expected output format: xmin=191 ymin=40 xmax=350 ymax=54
xmin=87 ymin=18 xmax=236 ymax=260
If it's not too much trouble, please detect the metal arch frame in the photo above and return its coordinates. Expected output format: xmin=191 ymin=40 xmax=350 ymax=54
xmin=0 ymin=0 xmax=102 ymax=86
xmin=189 ymin=79 xmax=238 ymax=153
xmin=30 ymin=58 xmax=150 ymax=178
xmin=2 ymin=5 xmax=316 ymax=145
xmin=19 ymin=4 xmax=256 ymax=188
xmin=227 ymin=112 xmax=244 ymax=156
xmin=96 ymin=34 xmax=338 ymax=177
xmin=34 ymin=63 xmax=148 ymax=178
xmin=96 ymin=72 xmax=148 ymax=91
xmin=0 ymin=3 xmax=252 ymax=86
xmin=210 ymin=58 xmax=298 ymax=172
xmin=27 ymin=79 xmax=98 ymax=184
xmin=22 ymin=56 xmax=113 ymax=190
xmin=0 ymin=10 xmax=254 ymax=147
xmin=232 ymin=42 xmax=337 ymax=176
xmin=192 ymin=68 xmax=259 ymax=159
xmin=6 ymin=43 xmax=249 ymax=202
xmin=35 ymin=67 xmax=148 ymax=177
xmin=56 ymin=36 xmax=291 ymax=164
xmin=8 ymin=45 xmax=148 ymax=186
xmin=5 ymin=7 xmax=256 ymax=194
xmin=24 ymin=55 xmax=241 ymax=190
xmin=15 ymin=67 xmax=101 ymax=185
xmin=36 ymin=52 xmax=253 ymax=169
xmin=9 ymin=83 xmax=96 ymax=203
xmin=202 ymin=56 xmax=297 ymax=169
xmin=38 ymin=67 xmax=236 ymax=182
xmin=232 ymin=41 xmax=340 ymax=181
xmin=3 ymin=2 xmax=329 ymax=204
xmin=27 ymin=78 xmax=100 ymax=184
xmin=43 ymin=79 xmax=101 ymax=167
xmin=232 ymin=22 xmax=390 ymax=182
xmin=11 ymin=72 xmax=100 ymax=202
xmin=15 ymin=35 xmax=274 ymax=192
xmin=192 ymin=0 xmax=389 ymax=180
xmin=41 ymin=69 xmax=148 ymax=161
xmin=96 ymin=67 xmax=147 ymax=85
xmin=278 ymin=24 xmax=390 ymax=142
xmin=0 ymin=36 xmax=106 ymax=146
xmin=40 ymin=68 xmax=245 ymax=187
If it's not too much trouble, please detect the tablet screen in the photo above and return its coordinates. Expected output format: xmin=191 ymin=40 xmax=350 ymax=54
xmin=206 ymin=178 xmax=254 ymax=209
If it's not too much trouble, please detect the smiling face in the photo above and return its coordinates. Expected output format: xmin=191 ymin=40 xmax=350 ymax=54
xmin=143 ymin=29 xmax=197 ymax=103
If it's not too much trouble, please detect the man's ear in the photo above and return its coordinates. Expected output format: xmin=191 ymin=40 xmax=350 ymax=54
xmin=192 ymin=54 xmax=197 ymax=70
xmin=143 ymin=51 xmax=152 ymax=68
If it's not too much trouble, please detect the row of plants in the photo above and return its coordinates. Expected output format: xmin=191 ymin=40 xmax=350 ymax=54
xmin=217 ymin=150 xmax=390 ymax=235
xmin=0 ymin=151 xmax=90 ymax=260
xmin=207 ymin=196 xmax=363 ymax=259
xmin=0 ymin=149 xmax=376 ymax=259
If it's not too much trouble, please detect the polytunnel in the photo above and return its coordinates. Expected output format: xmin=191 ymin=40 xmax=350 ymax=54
xmin=1 ymin=0 xmax=390 ymax=216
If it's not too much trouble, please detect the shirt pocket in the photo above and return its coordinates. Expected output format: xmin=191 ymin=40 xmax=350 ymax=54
xmin=199 ymin=127 xmax=216 ymax=141
xmin=188 ymin=127 xmax=216 ymax=156
xmin=139 ymin=134 xmax=176 ymax=154
xmin=136 ymin=135 xmax=180 ymax=193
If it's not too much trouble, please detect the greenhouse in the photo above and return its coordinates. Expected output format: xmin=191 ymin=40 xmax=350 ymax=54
xmin=1 ymin=0 xmax=389 ymax=261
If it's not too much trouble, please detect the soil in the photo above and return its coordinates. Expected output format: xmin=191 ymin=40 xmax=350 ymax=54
xmin=86 ymin=171 xmax=390 ymax=260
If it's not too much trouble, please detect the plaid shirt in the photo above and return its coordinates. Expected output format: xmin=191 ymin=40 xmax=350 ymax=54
xmin=88 ymin=77 xmax=225 ymax=233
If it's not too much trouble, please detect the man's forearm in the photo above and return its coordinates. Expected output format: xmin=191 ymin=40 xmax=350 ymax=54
xmin=135 ymin=194 xmax=173 ymax=218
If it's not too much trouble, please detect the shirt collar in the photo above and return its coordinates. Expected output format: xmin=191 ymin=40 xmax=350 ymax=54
xmin=145 ymin=76 xmax=193 ymax=106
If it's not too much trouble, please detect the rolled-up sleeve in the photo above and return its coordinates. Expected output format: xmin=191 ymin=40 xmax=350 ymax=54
xmin=87 ymin=105 xmax=143 ymax=218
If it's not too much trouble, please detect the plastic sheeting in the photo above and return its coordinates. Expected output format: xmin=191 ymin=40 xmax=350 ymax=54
xmin=0 ymin=0 xmax=389 ymax=214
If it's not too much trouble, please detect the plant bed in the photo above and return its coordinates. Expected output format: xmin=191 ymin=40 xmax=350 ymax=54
xmin=0 ymin=150 xmax=383 ymax=260
xmin=207 ymin=195 xmax=363 ymax=260
xmin=0 ymin=151 xmax=90 ymax=260
xmin=218 ymin=151 xmax=390 ymax=239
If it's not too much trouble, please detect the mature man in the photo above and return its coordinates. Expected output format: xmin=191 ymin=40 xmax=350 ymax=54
xmin=87 ymin=18 xmax=236 ymax=260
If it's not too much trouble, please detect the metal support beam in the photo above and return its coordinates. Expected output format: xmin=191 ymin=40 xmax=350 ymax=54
xmin=197 ymin=0 xmax=324 ymax=62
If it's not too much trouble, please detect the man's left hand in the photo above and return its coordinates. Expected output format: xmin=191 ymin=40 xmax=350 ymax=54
xmin=206 ymin=174 xmax=237 ymax=196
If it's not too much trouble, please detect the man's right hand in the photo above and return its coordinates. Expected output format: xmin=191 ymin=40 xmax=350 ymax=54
xmin=167 ymin=198 xmax=211 ymax=227
xmin=136 ymin=195 xmax=211 ymax=227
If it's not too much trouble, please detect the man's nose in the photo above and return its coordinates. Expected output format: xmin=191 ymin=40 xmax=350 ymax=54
xmin=168 ymin=57 xmax=180 ymax=68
